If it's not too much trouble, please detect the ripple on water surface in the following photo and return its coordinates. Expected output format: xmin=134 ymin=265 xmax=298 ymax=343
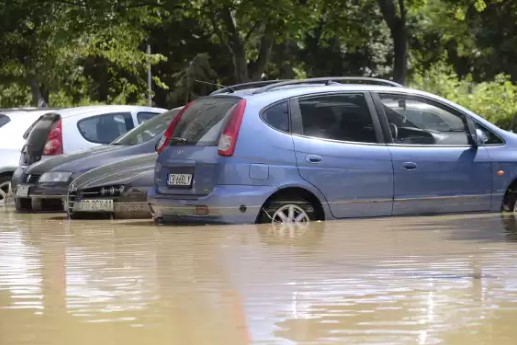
xmin=1 ymin=212 xmax=517 ymax=344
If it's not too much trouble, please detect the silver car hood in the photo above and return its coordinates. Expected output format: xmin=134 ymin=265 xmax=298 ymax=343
xmin=71 ymin=153 xmax=156 ymax=190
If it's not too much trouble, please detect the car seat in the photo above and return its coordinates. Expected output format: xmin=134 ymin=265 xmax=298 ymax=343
xmin=340 ymin=106 xmax=376 ymax=142
xmin=302 ymin=106 xmax=339 ymax=140
xmin=96 ymin=117 xmax=121 ymax=143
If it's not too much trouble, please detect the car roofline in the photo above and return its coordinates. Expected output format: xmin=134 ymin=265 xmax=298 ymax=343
xmin=53 ymin=105 xmax=167 ymax=118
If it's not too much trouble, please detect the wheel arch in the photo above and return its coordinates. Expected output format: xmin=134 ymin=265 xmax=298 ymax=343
xmin=0 ymin=169 xmax=14 ymax=180
xmin=257 ymin=185 xmax=327 ymax=222
xmin=502 ymin=178 xmax=517 ymax=211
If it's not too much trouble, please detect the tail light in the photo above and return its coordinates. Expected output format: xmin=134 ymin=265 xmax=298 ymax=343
xmin=156 ymin=102 xmax=193 ymax=154
xmin=218 ymin=99 xmax=247 ymax=157
xmin=43 ymin=120 xmax=63 ymax=155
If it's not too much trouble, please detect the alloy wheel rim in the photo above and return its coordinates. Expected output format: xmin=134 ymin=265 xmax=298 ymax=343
xmin=272 ymin=204 xmax=310 ymax=224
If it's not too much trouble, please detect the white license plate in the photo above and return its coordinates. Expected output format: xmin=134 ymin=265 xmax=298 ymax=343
xmin=76 ymin=199 xmax=114 ymax=212
xmin=167 ymin=173 xmax=192 ymax=186
xmin=16 ymin=185 xmax=30 ymax=197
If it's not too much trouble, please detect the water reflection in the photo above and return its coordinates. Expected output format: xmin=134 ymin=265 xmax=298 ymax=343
xmin=1 ymin=213 xmax=517 ymax=344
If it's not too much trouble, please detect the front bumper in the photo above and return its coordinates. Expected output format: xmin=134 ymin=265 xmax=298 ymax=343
xmin=68 ymin=187 xmax=151 ymax=219
xmin=29 ymin=183 xmax=69 ymax=199
xmin=15 ymin=183 xmax=68 ymax=212
xmin=11 ymin=166 xmax=26 ymax=193
xmin=148 ymin=185 xmax=277 ymax=224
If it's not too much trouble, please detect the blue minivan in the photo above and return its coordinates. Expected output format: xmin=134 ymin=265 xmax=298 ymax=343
xmin=148 ymin=77 xmax=517 ymax=224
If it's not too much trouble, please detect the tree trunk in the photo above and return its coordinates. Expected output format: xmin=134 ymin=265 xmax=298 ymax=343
xmin=211 ymin=5 xmax=276 ymax=83
xmin=378 ymin=0 xmax=407 ymax=85
xmin=30 ymin=79 xmax=49 ymax=107
xmin=249 ymin=25 xmax=275 ymax=80
xmin=391 ymin=19 xmax=407 ymax=84
xmin=219 ymin=7 xmax=249 ymax=83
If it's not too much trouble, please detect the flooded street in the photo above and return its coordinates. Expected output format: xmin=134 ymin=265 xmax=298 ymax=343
xmin=2 ymin=211 xmax=517 ymax=344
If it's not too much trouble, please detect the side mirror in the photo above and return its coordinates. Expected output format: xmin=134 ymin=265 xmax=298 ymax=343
xmin=476 ymin=128 xmax=488 ymax=145
xmin=155 ymin=136 xmax=162 ymax=152
xmin=465 ymin=116 xmax=478 ymax=148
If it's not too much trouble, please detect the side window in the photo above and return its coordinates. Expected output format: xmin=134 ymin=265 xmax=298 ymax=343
xmin=298 ymin=93 xmax=377 ymax=143
xmin=0 ymin=114 xmax=10 ymax=128
xmin=379 ymin=94 xmax=469 ymax=146
xmin=137 ymin=112 xmax=159 ymax=124
xmin=261 ymin=101 xmax=289 ymax=132
xmin=78 ymin=112 xmax=134 ymax=144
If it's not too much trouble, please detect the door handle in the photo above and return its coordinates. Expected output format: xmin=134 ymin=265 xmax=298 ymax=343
xmin=306 ymin=155 xmax=322 ymax=164
xmin=402 ymin=162 xmax=417 ymax=170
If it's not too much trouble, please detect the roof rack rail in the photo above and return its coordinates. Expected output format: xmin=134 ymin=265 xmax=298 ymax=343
xmin=251 ymin=77 xmax=402 ymax=94
xmin=210 ymin=79 xmax=292 ymax=95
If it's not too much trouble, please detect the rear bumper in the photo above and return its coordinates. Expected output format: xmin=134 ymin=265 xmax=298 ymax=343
xmin=148 ymin=185 xmax=277 ymax=224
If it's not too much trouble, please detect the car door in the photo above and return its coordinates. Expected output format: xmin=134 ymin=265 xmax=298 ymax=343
xmin=290 ymin=92 xmax=393 ymax=218
xmin=373 ymin=92 xmax=492 ymax=215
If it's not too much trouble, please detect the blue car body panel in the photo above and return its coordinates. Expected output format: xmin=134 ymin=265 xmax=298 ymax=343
xmin=390 ymin=145 xmax=493 ymax=215
xmin=292 ymin=136 xmax=393 ymax=218
xmin=148 ymin=83 xmax=517 ymax=224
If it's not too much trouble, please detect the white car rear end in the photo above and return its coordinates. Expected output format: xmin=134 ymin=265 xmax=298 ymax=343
xmin=12 ymin=105 xmax=167 ymax=192
xmin=0 ymin=109 xmax=57 ymax=203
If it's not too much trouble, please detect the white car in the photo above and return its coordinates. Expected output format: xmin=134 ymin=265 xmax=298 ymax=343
xmin=0 ymin=109 xmax=59 ymax=204
xmin=11 ymin=105 xmax=167 ymax=195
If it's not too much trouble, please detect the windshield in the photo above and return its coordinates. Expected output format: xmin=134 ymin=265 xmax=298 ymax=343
xmin=0 ymin=114 xmax=10 ymax=128
xmin=171 ymin=97 xmax=241 ymax=146
xmin=111 ymin=108 xmax=181 ymax=146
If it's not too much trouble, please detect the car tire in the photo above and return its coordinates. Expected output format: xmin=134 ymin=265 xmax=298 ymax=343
xmin=31 ymin=198 xmax=43 ymax=212
xmin=14 ymin=198 xmax=23 ymax=211
xmin=15 ymin=197 xmax=31 ymax=212
xmin=0 ymin=175 xmax=12 ymax=205
xmin=503 ymin=190 xmax=517 ymax=213
xmin=259 ymin=196 xmax=317 ymax=224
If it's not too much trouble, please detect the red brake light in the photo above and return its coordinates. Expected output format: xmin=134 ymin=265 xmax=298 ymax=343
xmin=43 ymin=120 xmax=63 ymax=155
xmin=156 ymin=102 xmax=193 ymax=154
xmin=218 ymin=99 xmax=247 ymax=157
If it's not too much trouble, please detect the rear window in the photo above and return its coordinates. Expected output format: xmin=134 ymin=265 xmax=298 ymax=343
xmin=113 ymin=108 xmax=181 ymax=146
xmin=0 ymin=114 xmax=10 ymax=128
xmin=137 ymin=111 xmax=160 ymax=124
xmin=171 ymin=97 xmax=241 ymax=145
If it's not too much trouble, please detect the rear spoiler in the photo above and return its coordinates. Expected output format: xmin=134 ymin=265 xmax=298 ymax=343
xmin=22 ymin=112 xmax=59 ymax=139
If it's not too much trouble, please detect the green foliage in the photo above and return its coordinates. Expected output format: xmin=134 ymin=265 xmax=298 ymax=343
xmin=0 ymin=83 xmax=32 ymax=107
xmin=0 ymin=0 xmax=167 ymax=107
xmin=410 ymin=62 xmax=517 ymax=129
xmin=0 ymin=0 xmax=516 ymax=111
xmin=166 ymin=53 xmax=218 ymax=107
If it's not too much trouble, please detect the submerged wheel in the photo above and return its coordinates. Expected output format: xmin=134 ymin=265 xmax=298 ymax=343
xmin=503 ymin=189 xmax=517 ymax=213
xmin=259 ymin=196 xmax=317 ymax=224
xmin=0 ymin=175 xmax=12 ymax=206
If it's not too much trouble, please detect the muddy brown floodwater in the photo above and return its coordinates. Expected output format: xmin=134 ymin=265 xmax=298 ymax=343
xmin=3 ymin=211 xmax=517 ymax=345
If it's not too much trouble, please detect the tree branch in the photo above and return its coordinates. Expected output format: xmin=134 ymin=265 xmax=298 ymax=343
xmin=244 ymin=21 xmax=261 ymax=43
